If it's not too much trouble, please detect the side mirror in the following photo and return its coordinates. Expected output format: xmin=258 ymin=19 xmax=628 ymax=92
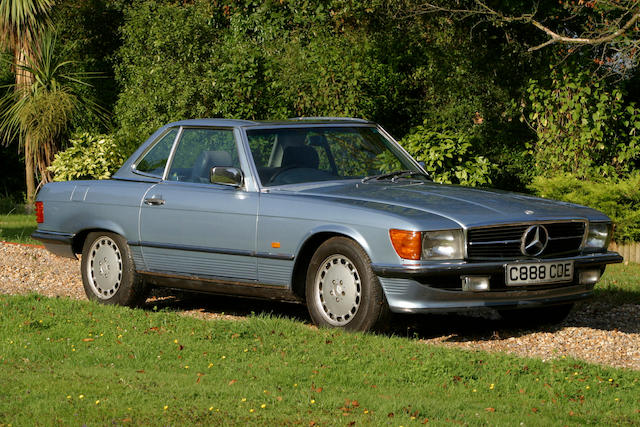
xmin=210 ymin=167 xmax=244 ymax=188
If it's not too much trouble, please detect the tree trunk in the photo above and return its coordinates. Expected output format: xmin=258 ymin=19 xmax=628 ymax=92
xmin=25 ymin=134 xmax=36 ymax=205
xmin=15 ymin=44 xmax=36 ymax=205
xmin=37 ymin=138 xmax=55 ymax=184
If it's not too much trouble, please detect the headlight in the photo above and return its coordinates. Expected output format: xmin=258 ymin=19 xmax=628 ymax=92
xmin=389 ymin=229 xmax=464 ymax=260
xmin=584 ymin=222 xmax=612 ymax=251
xmin=422 ymin=229 xmax=464 ymax=260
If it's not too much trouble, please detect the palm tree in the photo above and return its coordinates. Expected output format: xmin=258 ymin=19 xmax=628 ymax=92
xmin=0 ymin=0 xmax=54 ymax=204
xmin=0 ymin=32 xmax=106 ymax=187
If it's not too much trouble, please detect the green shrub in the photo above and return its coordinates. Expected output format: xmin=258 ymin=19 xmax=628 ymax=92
xmin=529 ymin=173 xmax=640 ymax=242
xmin=48 ymin=132 xmax=126 ymax=181
xmin=525 ymin=66 xmax=640 ymax=179
xmin=398 ymin=123 xmax=494 ymax=186
xmin=112 ymin=0 xmax=534 ymax=169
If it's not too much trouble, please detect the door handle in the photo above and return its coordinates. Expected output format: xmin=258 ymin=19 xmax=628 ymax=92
xmin=143 ymin=197 xmax=165 ymax=206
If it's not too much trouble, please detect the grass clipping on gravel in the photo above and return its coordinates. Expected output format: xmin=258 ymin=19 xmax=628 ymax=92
xmin=0 ymin=294 xmax=639 ymax=425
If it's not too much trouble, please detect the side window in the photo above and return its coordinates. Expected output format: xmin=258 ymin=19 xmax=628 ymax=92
xmin=135 ymin=129 xmax=178 ymax=176
xmin=168 ymin=128 xmax=239 ymax=183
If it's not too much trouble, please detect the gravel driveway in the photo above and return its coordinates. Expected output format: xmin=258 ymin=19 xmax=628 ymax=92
xmin=1 ymin=241 xmax=638 ymax=370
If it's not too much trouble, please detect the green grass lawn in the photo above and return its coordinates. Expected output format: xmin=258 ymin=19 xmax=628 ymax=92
xmin=0 ymin=213 xmax=38 ymax=245
xmin=594 ymin=262 xmax=640 ymax=305
xmin=0 ymin=294 xmax=638 ymax=426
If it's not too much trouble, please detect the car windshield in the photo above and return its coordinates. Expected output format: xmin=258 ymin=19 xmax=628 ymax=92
xmin=246 ymin=126 xmax=424 ymax=186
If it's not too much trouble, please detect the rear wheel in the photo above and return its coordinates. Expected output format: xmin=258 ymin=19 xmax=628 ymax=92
xmin=305 ymin=237 xmax=388 ymax=332
xmin=81 ymin=232 xmax=148 ymax=307
xmin=498 ymin=303 xmax=574 ymax=327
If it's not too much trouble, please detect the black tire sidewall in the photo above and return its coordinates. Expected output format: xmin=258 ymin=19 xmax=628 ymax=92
xmin=305 ymin=237 xmax=387 ymax=331
xmin=80 ymin=231 xmax=146 ymax=307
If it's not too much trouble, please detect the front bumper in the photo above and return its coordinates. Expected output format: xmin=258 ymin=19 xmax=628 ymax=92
xmin=372 ymin=252 xmax=623 ymax=313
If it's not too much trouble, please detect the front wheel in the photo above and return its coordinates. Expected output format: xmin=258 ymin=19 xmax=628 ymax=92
xmin=81 ymin=232 xmax=148 ymax=307
xmin=305 ymin=237 xmax=388 ymax=332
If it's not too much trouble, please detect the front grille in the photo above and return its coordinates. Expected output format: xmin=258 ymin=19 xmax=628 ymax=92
xmin=467 ymin=221 xmax=585 ymax=260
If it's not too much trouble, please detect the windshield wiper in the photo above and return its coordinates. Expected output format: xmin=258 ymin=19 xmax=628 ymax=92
xmin=361 ymin=170 xmax=429 ymax=183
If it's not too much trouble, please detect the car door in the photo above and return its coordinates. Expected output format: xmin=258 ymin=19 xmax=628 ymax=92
xmin=138 ymin=127 xmax=259 ymax=281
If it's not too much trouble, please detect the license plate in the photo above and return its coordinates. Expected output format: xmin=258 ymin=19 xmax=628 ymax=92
xmin=505 ymin=261 xmax=574 ymax=286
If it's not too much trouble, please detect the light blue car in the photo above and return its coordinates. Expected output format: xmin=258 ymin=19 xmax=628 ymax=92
xmin=32 ymin=118 xmax=622 ymax=331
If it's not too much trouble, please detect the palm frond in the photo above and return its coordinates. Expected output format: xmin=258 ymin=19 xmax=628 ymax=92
xmin=0 ymin=0 xmax=54 ymax=50
xmin=0 ymin=30 xmax=111 ymax=150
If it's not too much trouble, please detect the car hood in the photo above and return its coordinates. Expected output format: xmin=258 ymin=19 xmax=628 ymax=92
xmin=270 ymin=180 xmax=609 ymax=227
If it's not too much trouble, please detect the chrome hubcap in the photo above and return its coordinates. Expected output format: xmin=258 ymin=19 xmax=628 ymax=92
xmin=87 ymin=236 xmax=122 ymax=299
xmin=314 ymin=255 xmax=361 ymax=326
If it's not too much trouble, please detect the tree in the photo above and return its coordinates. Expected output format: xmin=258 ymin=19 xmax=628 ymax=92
xmin=0 ymin=0 xmax=54 ymax=204
xmin=408 ymin=1 xmax=640 ymax=77
xmin=0 ymin=32 xmax=106 ymax=187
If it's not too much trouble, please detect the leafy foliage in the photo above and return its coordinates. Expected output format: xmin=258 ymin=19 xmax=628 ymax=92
xmin=113 ymin=0 xmax=532 ymax=157
xmin=399 ymin=123 xmax=494 ymax=186
xmin=530 ymin=173 xmax=640 ymax=242
xmin=0 ymin=0 xmax=54 ymax=49
xmin=50 ymin=0 xmax=127 ymax=132
xmin=48 ymin=132 xmax=126 ymax=181
xmin=0 ymin=32 xmax=107 ymax=184
xmin=525 ymin=66 xmax=640 ymax=179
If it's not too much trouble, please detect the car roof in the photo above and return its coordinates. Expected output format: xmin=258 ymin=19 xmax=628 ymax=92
xmin=168 ymin=117 xmax=375 ymax=128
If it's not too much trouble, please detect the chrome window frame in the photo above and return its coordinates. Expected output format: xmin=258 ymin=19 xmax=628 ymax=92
xmin=156 ymin=125 xmax=258 ymax=192
xmin=131 ymin=127 xmax=182 ymax=179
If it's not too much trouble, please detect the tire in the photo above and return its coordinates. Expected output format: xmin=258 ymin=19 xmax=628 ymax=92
xmin=305 ymin=237 xmax=389 ymax=332
xmin=498 ymin=303 xmax=574 ymax=327
xmin=81 ymin=231 xmax=148 ymax=307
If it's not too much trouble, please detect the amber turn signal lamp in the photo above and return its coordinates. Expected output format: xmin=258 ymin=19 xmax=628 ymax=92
xmin=389 ymin=229 xmax=421 ymax=260
xmin=35 ymin=201 xmax=44 ymax=224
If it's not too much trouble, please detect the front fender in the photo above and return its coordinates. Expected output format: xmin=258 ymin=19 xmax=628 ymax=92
xmin=294 ymin=224 xmax=372 ymax=259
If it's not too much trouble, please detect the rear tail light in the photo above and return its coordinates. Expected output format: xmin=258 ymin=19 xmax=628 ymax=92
xmin=35 ymin=201 xmax=44 ymax=223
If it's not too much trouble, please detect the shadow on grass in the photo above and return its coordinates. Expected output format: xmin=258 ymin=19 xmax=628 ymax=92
xmin=145 ymin=290 xmax=310 ymax=323
xmin=141 ymin=287 xmax=640 ymax=343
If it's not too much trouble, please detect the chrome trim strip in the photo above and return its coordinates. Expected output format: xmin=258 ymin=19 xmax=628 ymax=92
xmin=468 ymin=236 xmax=583 ymax=246
xmin=238 ymin=127 xmax=265 ymax=190
xmin=31 ymin=230 xmax=75 ymax=239
xmin=254 ymin=251 xmax=295 ymax=260
xmin=468 ymin=239 xmax=520 ymax=246
xmin=128 ymin=241 xmax=294 ymax=261
xmin=466 ymin=219 xmax=588 ymax=230
xmin=162 ymin=126 xmax=185 ymax=181
xmin=548 ymin=235 xmax=584 ymax=241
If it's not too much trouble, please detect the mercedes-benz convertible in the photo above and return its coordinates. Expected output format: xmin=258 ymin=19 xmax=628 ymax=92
xmin=32 ymin=118 xmax=622 ymax=331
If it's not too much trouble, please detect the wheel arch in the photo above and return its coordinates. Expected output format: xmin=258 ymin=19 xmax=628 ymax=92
xmin=72 ymin=223 xmax=128 ymax=255
xmin=290 ymin=225 xmax=372 ymax=299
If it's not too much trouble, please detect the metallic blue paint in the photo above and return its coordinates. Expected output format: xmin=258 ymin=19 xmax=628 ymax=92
xmin=33 ymin=118 xmax=623 ymax=313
